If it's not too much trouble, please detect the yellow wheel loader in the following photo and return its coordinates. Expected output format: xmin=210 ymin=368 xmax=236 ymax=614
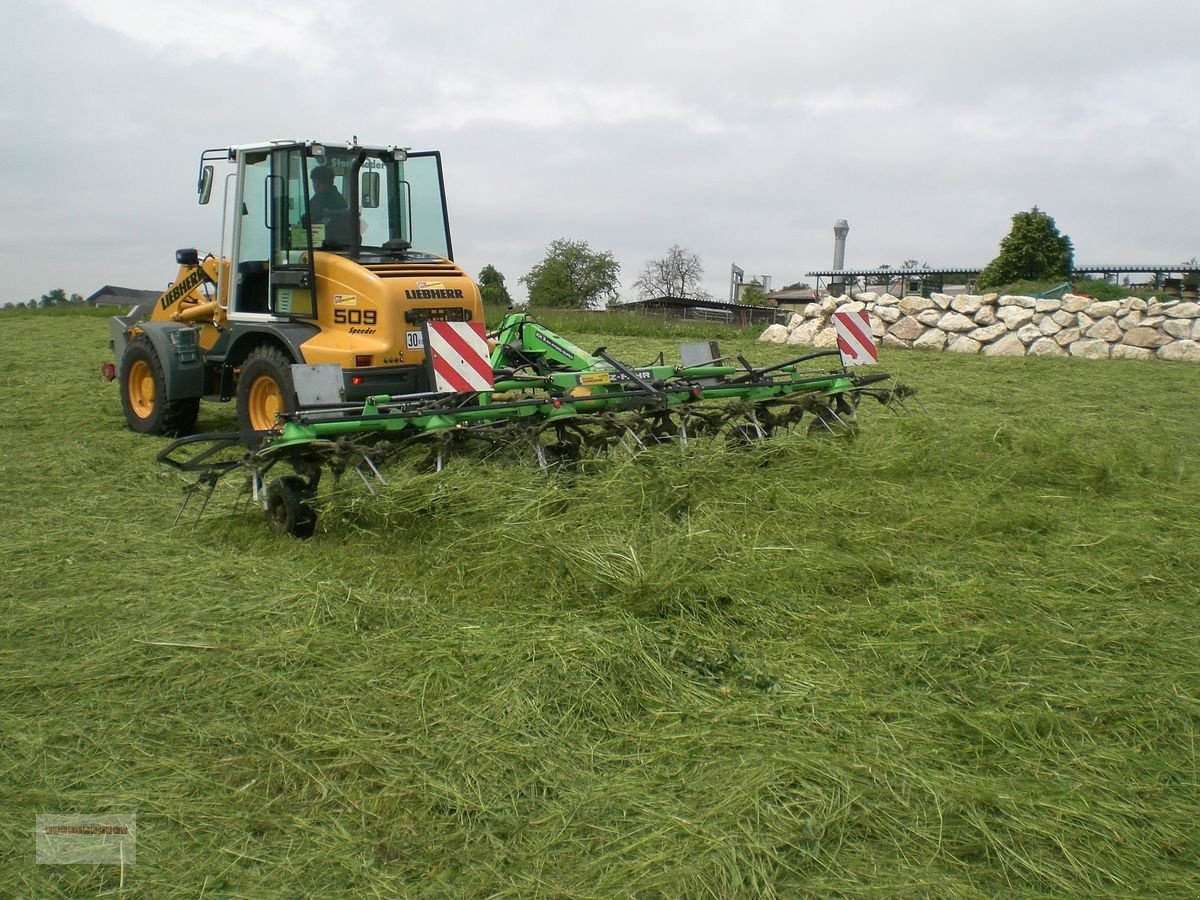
xmin=109 ymin=139 xmax=484 ymax=435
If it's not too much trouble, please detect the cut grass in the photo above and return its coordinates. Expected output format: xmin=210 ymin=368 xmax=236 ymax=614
xmin=1 ymin=310 xmax=1198 ymax=896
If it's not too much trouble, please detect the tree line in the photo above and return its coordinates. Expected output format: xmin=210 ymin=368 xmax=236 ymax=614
xmin=481 ymin=240 xmax=776 ymax=311
xmin=481 ymin=207 xmax=1086 ymax=311
xmin=5 ymin=288 xmax=87 ymax=310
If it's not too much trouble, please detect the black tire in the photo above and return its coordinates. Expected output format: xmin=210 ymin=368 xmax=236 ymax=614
xmin=118 ymin=335 xmax=200 ymax=436
xmin=265 ymin=476 xmax=317 ymax=538
xmin=237 ymin=345 xmax=297 ymax=434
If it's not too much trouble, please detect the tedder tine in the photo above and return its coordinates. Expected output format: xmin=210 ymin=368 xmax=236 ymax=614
xmin=360 ymin=453 xmax=387 ymax=486
xmin=191 ymin=477 xmax=219 ymax=530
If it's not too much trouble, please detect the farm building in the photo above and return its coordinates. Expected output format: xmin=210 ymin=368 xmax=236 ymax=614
xmin=86 ymin=285 xmax=161 ymax=315
xmin=620 ymin=295 xmax=784 ymax=326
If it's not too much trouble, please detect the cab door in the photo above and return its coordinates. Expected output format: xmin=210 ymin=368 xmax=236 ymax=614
xmin=267 ymin=147 xmax=316 ymax=319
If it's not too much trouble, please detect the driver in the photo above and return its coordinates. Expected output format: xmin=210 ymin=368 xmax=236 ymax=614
xmin=308 ymin=165 xmax=347 ymax=224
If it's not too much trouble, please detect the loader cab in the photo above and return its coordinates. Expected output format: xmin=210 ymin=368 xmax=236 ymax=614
xmin=212 ymin=141 xmax=454 ymax=322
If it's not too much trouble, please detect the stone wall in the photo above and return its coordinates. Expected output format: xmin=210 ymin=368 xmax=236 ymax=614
xmin=759 ymin=292 xmax=1200 ymax=362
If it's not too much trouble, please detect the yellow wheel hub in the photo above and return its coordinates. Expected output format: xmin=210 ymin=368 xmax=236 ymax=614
xmin=127 ymin=359 xmax=156 ymax=418
xmin=247 ymin=375 xmax=284 ymax=431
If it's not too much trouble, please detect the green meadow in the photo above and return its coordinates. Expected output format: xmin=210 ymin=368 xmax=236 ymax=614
xmin=1 ymin=308 xmax=1197 ymax=896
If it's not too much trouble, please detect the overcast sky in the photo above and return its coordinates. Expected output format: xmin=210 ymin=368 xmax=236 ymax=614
xmin=2 ymin=0 xmax=1197 ymax=305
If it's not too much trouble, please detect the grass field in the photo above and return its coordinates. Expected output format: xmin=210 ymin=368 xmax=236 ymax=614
xmin=1 ymin=309 xmax=1198 ymax=897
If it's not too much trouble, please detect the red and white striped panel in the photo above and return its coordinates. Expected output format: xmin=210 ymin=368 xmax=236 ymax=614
xmin=832 ymin=309 xmax=879 ymax=367
xmin=425 ymin=321 xmax=494 ymax=393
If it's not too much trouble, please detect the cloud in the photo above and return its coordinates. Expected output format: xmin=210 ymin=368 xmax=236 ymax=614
xmin=62 ymin=0 xmax=324 ymax=61
xmin=2 ymin=0 xmax=1198 ymax=304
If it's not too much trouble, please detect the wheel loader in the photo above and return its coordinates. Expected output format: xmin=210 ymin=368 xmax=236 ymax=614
xmin=109 ymin=139 xmax=483 ymax=436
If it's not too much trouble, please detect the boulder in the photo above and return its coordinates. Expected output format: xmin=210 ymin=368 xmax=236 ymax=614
xmin=787 ymin=320 xmax=822 ymax=345
xmin=1016 ymin=323 xmax=1043 ymax=345
xmin=1051 ymin=309 xmax=1080 ymax=328
xmin=1085 ymin=300 xmax=1122 ymax=318
xmin=1062 ymin=295 xmax=1091 ymax=313
xmin=888 ymin=316 xmax=926 ymax=341
xmin=952 ymin=294 xmax=983 ymax=314
xmin=946 ymin=335 xmax=981 ymax=354
xmin=813 ymin=326 xmax=840 ymax=348
xmin=1069 ymin=339 xmax=1112 ymax=359
xmin=1028 ymin=338 xmax=1067 ymax=358
xmin=874 ymin=305 xmax=901 ymax=324
xmin=1035 ymin=298 xmax=1063 ymax=313
xmin=982 ymin=333 xmax=1026 ymax=357
xmin=1051 ymin=310 xmax=1076 ymax=327
xmin=1158 ymin=340 xmax=1200 ymax=363
xmin=759 ymin=324 xmax=789 ymax=344
xmin=1054 ymin=327 xmax=1081 ymax=347
xmin=913 ymin=328 xmax=948 ymax=351
xmin=1121 ymin=326 xmax=1166 ymax=349
xmin=969 ymin=323 xmax=1009 ymax=343
xmin=973 ymin=305 xmax=998 ymax=326
xmin=1163 ymin=319 xmax=1193 ymax=339
xmin=936 ymin=311 xmax=976 ymax=332
xmin=1039 ymin=316 xmax=1062 ymax=336
xmin=930 ymin=292 xmax=954 ymax=310
xmin=978 ymin=292 xmax=999 ymax=305
xmin=996 ymin=306 xmax=1035 ymax=328
xmin=839 ymin=300 xmax=866 ymax=313
xmin=916 ymin=309 xmax=943 ymax=326
xmin=802 ymin=302 xmax=822 ymax=317
xmin=881 ymin=333 xmax=911 ymax=349
xmin=1165 ymin=302 xmax=1200 ymax=318
xmin=1112 ymin=344 xmax=1154 ymax=361
xmin=857 ymin=291 xmax=879 ymax=304
xmin=786 ymin=313 xmax=804 ymax=330
xmin=1084 ymin=316 xmax=1123 ymax=343
xmin=874 ymin=293 xmax=899 ymax=307
xmin=1128 ymin=298 xmax=1148 ymax=312
xmin=898 ymin=295 xmax=935 ymax=316
xmin=1118 ymin=310 xmax=1143 ymax=330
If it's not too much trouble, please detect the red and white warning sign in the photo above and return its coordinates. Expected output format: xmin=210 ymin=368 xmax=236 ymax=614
xmin=424 ymin=321 xmax=494 ymax=393
xmin=832 ymin=309 xmax=879 ymax=367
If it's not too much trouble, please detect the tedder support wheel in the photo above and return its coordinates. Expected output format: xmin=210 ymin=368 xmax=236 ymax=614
xmin=118 ymin=335 xmax=200 ymax=436
xmin=237 ymin=345 xmax=297 ymax=434
xmin=265 ymin=476 xmax=318 ymax=538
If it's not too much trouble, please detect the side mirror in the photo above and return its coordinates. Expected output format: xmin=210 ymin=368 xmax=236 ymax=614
xmin=198 ymin=165 xmax=214 ymax=205
xmin=362 ymin=171 xmax=380 ymax=209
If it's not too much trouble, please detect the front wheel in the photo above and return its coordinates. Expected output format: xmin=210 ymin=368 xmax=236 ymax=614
xmin=265 ymin=476 xmax=317 ymax=538
xmin=237 ymin=345 xmax=296 ymax=434
xmin=118 ymin=335 xmax=200 ymax=436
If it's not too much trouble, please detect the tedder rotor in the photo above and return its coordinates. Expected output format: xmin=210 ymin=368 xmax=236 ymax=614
xmin=158 ymin=311 xmax=915 ymax=537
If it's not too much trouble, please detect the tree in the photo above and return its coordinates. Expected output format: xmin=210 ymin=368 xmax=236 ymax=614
xmin=477 ymin=264 xmax=513 ymax=307
xmin=521 ymin=238 xmax=621 ymax=309
xmin=39 ymin=288 xmax=69 ymax=308
xmin=739 ymin=280 xmax=772 ymax=306
xmin=977 ymin=207 xmax=1074 ymax=289
xmin=632 ymin=244 xmax=710 ymax=301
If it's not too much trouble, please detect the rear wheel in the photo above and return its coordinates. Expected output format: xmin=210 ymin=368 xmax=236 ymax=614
xmin=265 ymin=476 xmax=317 ymax=538
xmin=237 ymin=345 xmax=296 ymax=433
xmin=118 ymin=335 xmax=200 ymax=435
